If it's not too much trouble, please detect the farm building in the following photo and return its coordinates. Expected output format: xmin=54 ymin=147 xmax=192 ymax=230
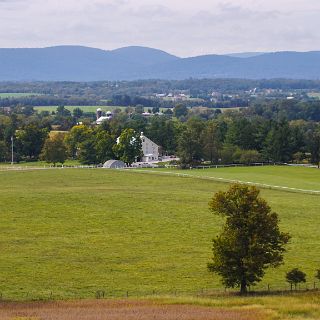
xmin=103 ymin=160 xmax=126 ymax=169
xmin=96 ymin=108 xmax=113 ymax=124
xmin=140 ymin=132 xmax=160 ymax=162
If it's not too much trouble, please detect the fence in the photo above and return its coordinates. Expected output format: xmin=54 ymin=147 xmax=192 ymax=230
xmin=0 ymin=286 xmax=318 ymax=302
xmin=0 ymin=164 xmax=100 ymax=171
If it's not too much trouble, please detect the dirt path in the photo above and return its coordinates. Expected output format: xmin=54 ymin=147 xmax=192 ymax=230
xmin=0 ymin=299 xmax=266 ymax=320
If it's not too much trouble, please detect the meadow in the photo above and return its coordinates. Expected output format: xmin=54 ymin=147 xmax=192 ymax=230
xmin=33 ymin=106 xmax=170 ymax=113
xmin=33 ymin=105 xmax=125 ymax=113
xmin=0 ymin=166 xmax=319 ymax=304
xmin=0 ymin=92 xmax=40 ymax=98
xmin=145 ymin=165 xmax=320 ymax=192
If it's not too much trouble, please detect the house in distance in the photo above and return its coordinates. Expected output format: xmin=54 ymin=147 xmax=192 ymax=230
xmin=140 ymin=132 xmax=160 ymax=162
xmin=96 ymin=108 xmax=113 ymax=125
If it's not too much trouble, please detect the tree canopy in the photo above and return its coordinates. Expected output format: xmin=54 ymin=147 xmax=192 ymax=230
xmin=113 ymin=128 xmax=142 ymax=166
xmin=286 ymin=268 xmax=306 ymax=290
xmin=208 ymin=184 xmax=290 ymax=294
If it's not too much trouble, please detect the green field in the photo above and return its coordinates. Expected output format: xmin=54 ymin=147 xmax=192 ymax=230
xmin=0 ymin=92 xmax=40 ymax=98
xmin=0 ymin=167 xmax=319 ymax=301
xmin=33 ymin=106 xmax=170 ymax=113
xmin=146 ymin=166 xmax=320 ymax=192
xmin=34 ymin=105 xmax=125 ymax=113
xmin=0 ymin=160 xmax=80 ymax=168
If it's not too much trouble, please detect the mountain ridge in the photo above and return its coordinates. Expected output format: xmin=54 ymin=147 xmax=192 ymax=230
xmin=0 ymin=45 xmax=319 ymax=81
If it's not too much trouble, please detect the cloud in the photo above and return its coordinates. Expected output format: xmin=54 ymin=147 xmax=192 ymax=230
xmin=0 ymin=0 xmax=319 ymax=56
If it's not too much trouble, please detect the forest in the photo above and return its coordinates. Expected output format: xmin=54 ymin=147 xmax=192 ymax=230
xmin=1 ymin=99 xmax=320 ymax=167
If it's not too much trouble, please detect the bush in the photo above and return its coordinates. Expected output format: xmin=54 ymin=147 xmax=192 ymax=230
xmin=286 ymin=268 xmax=306 ymax=290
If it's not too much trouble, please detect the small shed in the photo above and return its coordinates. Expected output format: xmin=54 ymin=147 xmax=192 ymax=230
xmin=103 ymin=160 xmax=126 ymax=169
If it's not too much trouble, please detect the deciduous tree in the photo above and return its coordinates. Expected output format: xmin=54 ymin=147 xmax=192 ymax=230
xmin=208 ymin=184 xmax=290 ymax=294
xmin=286 ymin=268 xmax=306 ymax=290
xmin=113 ymin=128 xmax=142 ymax=166
xmin=40 ymin=133 xmax=67 ymax=166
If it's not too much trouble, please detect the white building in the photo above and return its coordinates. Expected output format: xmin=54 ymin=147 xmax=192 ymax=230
xmin=96 ymin=111 xmax=113 ymax=125
xmin=140 ymin=132 xmax=160 ymax=162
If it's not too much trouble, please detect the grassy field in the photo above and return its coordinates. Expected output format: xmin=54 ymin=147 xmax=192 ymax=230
xmin=0 ymin=160 xmax=80 ymax=168
xmin=149 ymin=165 xmax=320 ymax=192
xmin=34 ymin=105 xmax=125 ymax=113
xmin=158 ymin=292 xmax=320 ymax=320
xmin=33 ymin=106 xmax=170 ymax=113
xmin=0 ymin=167 xmax=319 ymax=302
xmin=0 ymin=92 xmax=40 ymax=98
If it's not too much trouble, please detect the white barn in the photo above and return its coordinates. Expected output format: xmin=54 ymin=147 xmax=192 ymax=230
xmin=140 ymin=132 xmax=160 ymax=162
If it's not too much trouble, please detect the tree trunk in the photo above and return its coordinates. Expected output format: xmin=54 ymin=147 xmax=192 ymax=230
xmin=240 ymin=279 xmax=247 ymax=295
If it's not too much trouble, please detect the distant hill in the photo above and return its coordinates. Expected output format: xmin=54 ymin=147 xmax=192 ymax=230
xmin=0 ymin=46 xmax=320 ymax=81
xmin=226 ymin=52 xmax=266 ymax=58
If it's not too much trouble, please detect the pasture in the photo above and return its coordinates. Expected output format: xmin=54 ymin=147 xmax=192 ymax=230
xmin=33 ymin=105 xmax=125 ymax=113
xmin=0 ymin=166 xmax=319 ymax=302
xmin=33 ymin=105 xmax=170 ymax=113
xmin=0 ymin=92 xmax=40 ymax=98
xmin=146 ymin=165 xmax=320 ymax=192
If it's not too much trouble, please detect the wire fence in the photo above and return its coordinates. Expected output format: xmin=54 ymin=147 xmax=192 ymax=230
xmin=0 ymin=284 xmax=319 ymax=301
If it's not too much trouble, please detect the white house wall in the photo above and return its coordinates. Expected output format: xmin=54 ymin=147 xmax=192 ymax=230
xmin=141 ymin=134 xmax=159 ymax=162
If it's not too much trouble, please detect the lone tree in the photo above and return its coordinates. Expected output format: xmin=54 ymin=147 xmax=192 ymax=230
xmin=208 ymin=184 xmax=290 ymax=294
xmin=286 ymin=268 xmax=306 ymax=290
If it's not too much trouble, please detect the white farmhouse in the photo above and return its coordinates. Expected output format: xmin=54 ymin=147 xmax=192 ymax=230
xmin=140 ymin=132 xmax=160 ymax=162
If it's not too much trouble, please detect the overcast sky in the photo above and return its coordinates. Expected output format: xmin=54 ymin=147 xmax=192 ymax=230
xmin=0 ymin=0 xmax=319 ymax=57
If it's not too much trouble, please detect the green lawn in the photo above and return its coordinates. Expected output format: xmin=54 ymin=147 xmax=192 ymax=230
xmin=149 ymin=165 xmax=320 ymax=192
xmin=0 ymin=168 xmax=319 ymax=300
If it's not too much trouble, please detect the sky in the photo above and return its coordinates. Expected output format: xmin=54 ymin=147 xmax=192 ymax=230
xmin=0 ymin=0 xmax=320 ymax=57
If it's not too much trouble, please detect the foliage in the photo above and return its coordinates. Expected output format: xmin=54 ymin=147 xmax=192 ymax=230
xmin=0 ymin=140 xmax=8 ymax=162
xmin=40 ymin=133 xmax=67 ymax=165
xmin=201 ymin=120 xmax=223 ymax=164
xmin=64 ymin=125 xmax=92 ymax=158
xmin=15 ymin=124 xmax=48 ymax=161
xmin=309 ymin=127 xmax=320 ymax=168
xmin=238 ymin=149 xmax=262 ymax=165
xmin=286 ymin=268 xmax=306 ymax=290
xmin=173 ymin=104 xmax=188 ymax=118
xmin=208 ymin=184 xmax=290 ymax=294
xmin=177 ymin=118 xmax=204 ymax=167
xmin=113 ymin=128 xmax=142 ymax=165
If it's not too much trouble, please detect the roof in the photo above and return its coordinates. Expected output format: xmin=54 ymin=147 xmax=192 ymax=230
xmin=103 ymin=160 xmax=126 ymax=168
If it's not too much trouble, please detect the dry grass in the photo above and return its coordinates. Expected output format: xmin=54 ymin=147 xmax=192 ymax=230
xmin=0 ymin=299 xmax=266 ymax=320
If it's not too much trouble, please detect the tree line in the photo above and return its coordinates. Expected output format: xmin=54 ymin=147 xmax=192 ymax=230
xmin=0 ymin=103 xmax=320 ymax=167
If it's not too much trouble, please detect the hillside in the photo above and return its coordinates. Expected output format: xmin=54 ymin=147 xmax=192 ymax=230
xmin=1 ymin=46 xmax=320 ymax=80
xmin=0 ymin=167 xmax=319 ymax=300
